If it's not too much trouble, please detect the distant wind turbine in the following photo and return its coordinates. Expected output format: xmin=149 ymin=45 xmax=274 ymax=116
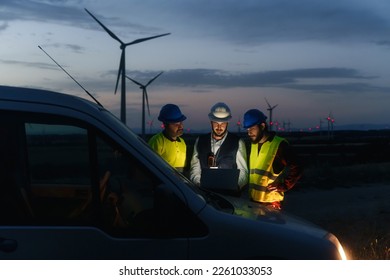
xmin=265 ymin=98 xmax=278 ymax=131
xmin=325 ymin=112 xmax=335 ymax=139
xmin=147 ymin=116 xmax=155 ymax=134
xmin=85 ymin=8 xmax=170 ymax=124
xmin=236 ymin=117 xmax=241 ymax=133
xmin=287 ymin=120 xmax=292 ymax=132
xmin=126 ymin=71 xmax=163 ymax=138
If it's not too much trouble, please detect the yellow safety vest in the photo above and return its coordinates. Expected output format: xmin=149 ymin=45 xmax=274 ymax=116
xmin=148 ymin=132 xmax=187 ymax=171
xmin=249 ymin=136 xmax=286 ymax=203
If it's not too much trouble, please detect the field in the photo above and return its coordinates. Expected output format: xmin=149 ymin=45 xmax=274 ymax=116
xmin=284 ymin=182 xmax=390 ymax=260
xmin=179 ymin=129 xmax=390 ymax=260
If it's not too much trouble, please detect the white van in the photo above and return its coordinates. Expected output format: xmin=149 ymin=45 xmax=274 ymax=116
xmin=0 ymin=85 xmax=346 ymax=260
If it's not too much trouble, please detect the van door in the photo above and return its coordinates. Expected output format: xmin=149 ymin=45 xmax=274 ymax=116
xmin=0 ymin=112 xmax=190 ymax=259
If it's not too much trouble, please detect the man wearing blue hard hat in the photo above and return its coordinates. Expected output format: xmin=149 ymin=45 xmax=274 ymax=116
xmin=243 ymin=109 xmax=303 ymax=210
xmin=148 ymin=104 xmax=187 ymax=173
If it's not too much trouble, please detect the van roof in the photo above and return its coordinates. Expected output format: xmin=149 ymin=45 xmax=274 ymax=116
xmin=0 ymin=85 xmax=102 ymax=113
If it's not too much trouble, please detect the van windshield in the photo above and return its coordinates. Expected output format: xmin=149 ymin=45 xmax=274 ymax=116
xmin=103 ymin=111 xmax=204 ymax=197
xmin=101 ymin=110 xmax=233 ymax=212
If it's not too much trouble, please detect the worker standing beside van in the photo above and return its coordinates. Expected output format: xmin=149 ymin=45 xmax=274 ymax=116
xmin=189 ymin=102 xmax=248 ymax=189
xmin=243 ymin=109 xmax=303 ymax=210
xmin=148 ymin=104 xmax=187 ymax=173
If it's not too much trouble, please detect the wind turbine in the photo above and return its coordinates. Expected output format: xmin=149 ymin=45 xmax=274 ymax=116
xmin=325 ymin=112 xmax=335 ymax=139
xmin=236 ymin=117 xmax=241 ymax=133
xmin=126 ymin=71 xmax=163 ymax=139
xmin=287 ymin=120 xmax=292 ymax=132
xmin=265 ymin=98 xmax=278 ymax=131
xmin=147 ymin=116 xmax=155 ymax=134
xmin=85 ymin=8 xmax=170 ymax=124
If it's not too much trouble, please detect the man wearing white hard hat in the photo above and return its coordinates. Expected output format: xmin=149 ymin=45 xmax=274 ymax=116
xmin=189 ymin=102 xmax=248 ymax=191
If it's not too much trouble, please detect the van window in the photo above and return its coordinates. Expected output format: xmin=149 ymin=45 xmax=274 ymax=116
xmin=0 ymin=118 xmax=31 ymax=223
xmin=20 ymin=120 xmax=163 ymax=233
xmin=26 ymin=124 xmax=90 ymax=185
xmin=0 ymin=113 xmax=204 ymax=238
xmin=93 ymin=134 xmax=205 ymax=238
xmin=25 ymin=123 xmax=92 ymax=223
xmin=95 ymin=136 xmax=159 ymax=234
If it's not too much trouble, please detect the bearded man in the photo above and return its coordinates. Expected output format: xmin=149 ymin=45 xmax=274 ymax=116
xmin=243 ymin=109 xmax=303 ymax=210
xmin=189 ymin=102 xmax=248 ymax=190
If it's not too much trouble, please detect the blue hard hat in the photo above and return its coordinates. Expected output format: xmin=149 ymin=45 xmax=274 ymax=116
xmin=158 ymin=104 xmax=187 ymax=123
xmin=243 ymin=109 xmax=267 ymax=128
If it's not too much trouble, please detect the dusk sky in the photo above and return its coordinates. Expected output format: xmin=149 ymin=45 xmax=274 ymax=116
xmin=1 ymin=0 xmax=390 ymax=132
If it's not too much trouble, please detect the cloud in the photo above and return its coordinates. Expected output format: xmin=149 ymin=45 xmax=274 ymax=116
xmin=40 ymin=43 xmax=85 ymax=53
xmin=0 ymin=59 xmax=58 ymax=70
xmin=146 ymin=0 xmax=390 ymax=45
xmin=284 ymin=82 xmax=390 ymax=94
xmin=0 ymin=0 xmax=165 ymax=36
xmin=0 ymin=0 xmax=80 ymax=22
xmin=375 ymin=40 xmax=390 ymax=47
xmin=0 ymin=22 xmax=8 ymax=32
xmin=126 ymin=67 xmax=383 ymax=94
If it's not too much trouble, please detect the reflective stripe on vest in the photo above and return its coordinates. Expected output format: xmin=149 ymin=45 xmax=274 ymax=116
xmin=249 ymin=136 xmax=286 ymax=203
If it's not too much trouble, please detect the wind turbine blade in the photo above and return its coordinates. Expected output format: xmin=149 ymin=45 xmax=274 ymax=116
xmin=114 ymin=50 xmax=125 ymax=94
xmin=145 ymin=71 xmax=163 ymax=87
xmin=144 ymin=89 xmax=151 ymax=116
xmin=264 ymin=97 xmax=271 ymax=108
xmin=125 ymin=33 xmax=171 ymax=47
xmin=125 ymin=75 xmax=143 ymax=87
xmin=85 ymin=8 xmax=124 ymax=44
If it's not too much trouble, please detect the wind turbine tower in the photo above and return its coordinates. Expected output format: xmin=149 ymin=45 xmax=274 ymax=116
xmin=265 ymin=98 xmax=278 ymax=131
xmin=236 ymin=118 xmax=241 ymax=133
xmin=85 ymin=8 xmax=170 ymax=125
xmin=325 ymin=112 xmax=335 ymax=139
xmin=126 ymin=71 xmax=163 ymax=139
xmin=148 ymin=116 xmax=155 ymax=134
xmin=287 ymin=120 xmax=291 ymax=132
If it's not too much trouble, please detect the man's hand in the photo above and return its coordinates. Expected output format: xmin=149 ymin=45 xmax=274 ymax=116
xmin=267 ymin=183 xmax=287 ymax=192
xmin=267 ymin=184 xmax=278 ymax=192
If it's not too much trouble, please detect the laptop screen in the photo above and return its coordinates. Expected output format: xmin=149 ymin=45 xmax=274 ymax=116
xmin=200 ymin=168 xmax=240 ymax=192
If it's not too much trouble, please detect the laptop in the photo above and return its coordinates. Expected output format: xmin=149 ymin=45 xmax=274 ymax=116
xmin=200 ymin=168 xmax=240 ymax=193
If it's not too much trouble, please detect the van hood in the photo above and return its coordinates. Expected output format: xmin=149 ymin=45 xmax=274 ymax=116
xmin=223 ymin=195 xmax=329 ymax=236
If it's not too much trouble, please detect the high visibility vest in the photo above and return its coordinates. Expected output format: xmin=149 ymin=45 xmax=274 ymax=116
xmin=249 ymin=136 xmax=286 ymax=203
xmin=148 ymin=132 xmax=187 ymax=171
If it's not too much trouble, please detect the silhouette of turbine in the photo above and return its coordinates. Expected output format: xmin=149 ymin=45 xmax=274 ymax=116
xmin=265 ymin=97 xmax=278 ymax=131
xmin=126 ymin=71 xmax=163 ymax=138
xmin=325 ymin=112 xmax=335 ymax=139
xmin=85 ymin=8 xmax=170 ymax=124
xmin=147 ymin=116 xmax=155 ymax=134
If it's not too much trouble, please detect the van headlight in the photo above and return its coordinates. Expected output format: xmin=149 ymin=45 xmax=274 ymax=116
xmin=326 ymin=233 xmax=348 ymax=260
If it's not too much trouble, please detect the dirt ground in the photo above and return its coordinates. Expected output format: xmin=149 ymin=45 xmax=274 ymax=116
xmin=283 ymin=184 xmax=390 ymax=221
xmin=282 ymin=183 xmax=390 ymax=259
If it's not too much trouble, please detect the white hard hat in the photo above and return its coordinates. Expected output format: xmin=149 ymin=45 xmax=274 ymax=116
xmin=208 ymin=102 xmax=232 ymax=122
